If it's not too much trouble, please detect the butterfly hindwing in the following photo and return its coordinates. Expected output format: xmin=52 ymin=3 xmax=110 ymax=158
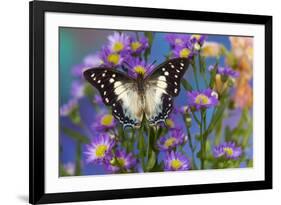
xmin=83 ymin=68 xmax=143 ymax=128
xmin=144 ymin=83 xmax=173 ymax=125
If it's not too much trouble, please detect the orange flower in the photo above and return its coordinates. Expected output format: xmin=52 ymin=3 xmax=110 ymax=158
xmin=227 ymin=37 xmax=253 ymax=108
xmin=201 ymin=42 xmax=221 ymax=57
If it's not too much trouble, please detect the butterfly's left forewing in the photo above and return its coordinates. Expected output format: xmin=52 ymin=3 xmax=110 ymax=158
xmin=144 ymin=58 xmax=190 ymax=125
xmin=84 ymin=68 xmax=143 ymax=128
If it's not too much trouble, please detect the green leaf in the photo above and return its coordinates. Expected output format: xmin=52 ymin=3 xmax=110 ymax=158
xmin=62 ymin=127 xmax=90 ymax=144
xmin=145 ymin=150 xmax=156 ymax=171
xmin=181 ymin=79 xmax=193 ymax=91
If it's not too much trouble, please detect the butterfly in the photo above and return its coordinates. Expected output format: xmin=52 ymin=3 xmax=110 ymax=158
xmin=83 ymin=58 xmax=190 ymax=128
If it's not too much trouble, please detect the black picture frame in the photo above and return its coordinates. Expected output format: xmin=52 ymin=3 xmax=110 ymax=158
xmin=29 ymin=0 xmax=272 ymax=204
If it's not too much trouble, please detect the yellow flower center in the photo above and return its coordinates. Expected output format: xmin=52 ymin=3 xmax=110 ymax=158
xmin=164 ymin=137 xmax=176 ymax=148
xmin=100 ymin=114 xmax=114 ymax=126
xmin=117 ymin=157 xmax=125 ymax=167
xmin=175 ymin=38 xmax=183 ymax=45
xmin=171 ymin=159 xmax=182 ymax=170
xmin=107 ymin=53 xmax=120 ymax=65
xmin=134 ymin=65 xmax=146 ymax=75
xmin=165 ymin=119 xmax=175 ymax=128
xmin=95 ymin=145 xmax=108 ymax=158
xmin=195 ymin=94 xmax=210 ymax=105
xmin=113 ymin=41 xmax=124 ymax=52
xmin=224 ymin=147 xmax=234 ymax=156
xmin=179 ymin=48 xmax=191 ymax=58
xmin=192 ymin=34 xmax=201 ymax=40
xmin=131 ymin=41 xmax=142 ymax=51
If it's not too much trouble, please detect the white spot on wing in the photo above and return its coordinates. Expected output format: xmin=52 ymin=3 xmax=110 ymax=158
xmin=97 ymin=80 xmax=101 ymax=84
xmin=180 ymin=63 xmax=184 ymax=66
xmin=112 ymin=74 xmax=116 ymax=78
xmin=162 ymin=68 xmax=165 ymax=71
xmin=101 ymin=84 xmax=104 ymax=88
xmin=91 ymin=73 xmax=95 ymax=77
xmin=102 ymin=73 xmax=106 ymax=77
xmin=175 ymin=75 xmax=178 ymax=78
xmin=109 ymin=78 xmax=115 ymax=83
xmin=174 ymin=88 xmax=178 ymax=93
xmin=170 ymin=64 xmax=175 ymax=68
xmin=164 ymin=71 xmax=169 ymax=76
xmin=105 ymin=98 xmax=109 ymax=103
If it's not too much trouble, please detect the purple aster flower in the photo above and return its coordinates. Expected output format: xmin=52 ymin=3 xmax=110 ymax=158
xmin=92 ymin=111 xmax=116 ymax=132
xmin=213 ymin=141 xmax=242 ymax=159
xmin=71 ymin=63 xmax=86 ymax=78
xmin=59 ymin=99 xmax=78 ymax=116
xmin=172 ymin=44 xmax=194 ymax=59
xmin=83 ymin=53 xmax=104 ymax=67
xmin=129 ymin=36 xmax=149 ymax=54
xmin=105 ymin=149 xmax=137 ymax=173
xmin=165 ymin=33 xmax=191 ymax=48
xmin=125 ymin=57 xmax=154 ymax=78
xmin=70 ymin=80 xmax=85 ymax=99
xmin=217 ymin=66 xmax=239 ymax=78
xmin=157 ymin=128 xmax=187 ymax=151
xmin=107 ymin=32 xmax=130 ymax=53
xmin=84 ymin=134 xmax=115 ymax=164
xmin=187 ymin=88 xmax=219 ymax=110
xmin=100 ymin=46 xmax=125 ymax=67
xmin=190 ymin=34 xmax=207 ymax=50
xmin=164 ymin=151 xmax=191 ymax=171
xmin=71 ymin=53 xmax=104 ymax=78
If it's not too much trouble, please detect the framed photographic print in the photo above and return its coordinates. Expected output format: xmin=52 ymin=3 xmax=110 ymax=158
xmin=29 ymin=0 xmax=272 ymax=204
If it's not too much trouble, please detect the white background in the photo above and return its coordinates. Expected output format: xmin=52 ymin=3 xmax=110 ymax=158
xmin=0 ymin=0 xmax=279 ymax=204
xmin=45 ymin=12 xmax=265 ymax=193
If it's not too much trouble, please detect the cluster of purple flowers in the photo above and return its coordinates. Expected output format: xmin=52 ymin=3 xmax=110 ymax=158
xmin=85 ymin=134 xmax=137 ymax=173
xmin=165 ymin=33 xmax=206 ymax=59
xmin=208 ymin=65 xmax=239 ymax=78
xmin=157 ymin=128 xmax=191 ymax=171
xmin=81 ymin=32 xmax=151 ymax=78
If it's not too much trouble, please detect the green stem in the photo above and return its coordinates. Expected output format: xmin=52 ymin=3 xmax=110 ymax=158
xmin=200 ymin=111 xmax=204 ymax=169
xmin=138 ymin=124 xmax=145 ymax=171
xmin=186 ymin=127 xmax=198 ymax=170
xmin=74 ymin=142 xmax=82 ymax=176
xmin=198 ymin=52 xmax=208 ymax=87
xmin=192 ymin=112 xmax=201 ymax=125
xmin=192 ymin=62 xmax=200 ymax=90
